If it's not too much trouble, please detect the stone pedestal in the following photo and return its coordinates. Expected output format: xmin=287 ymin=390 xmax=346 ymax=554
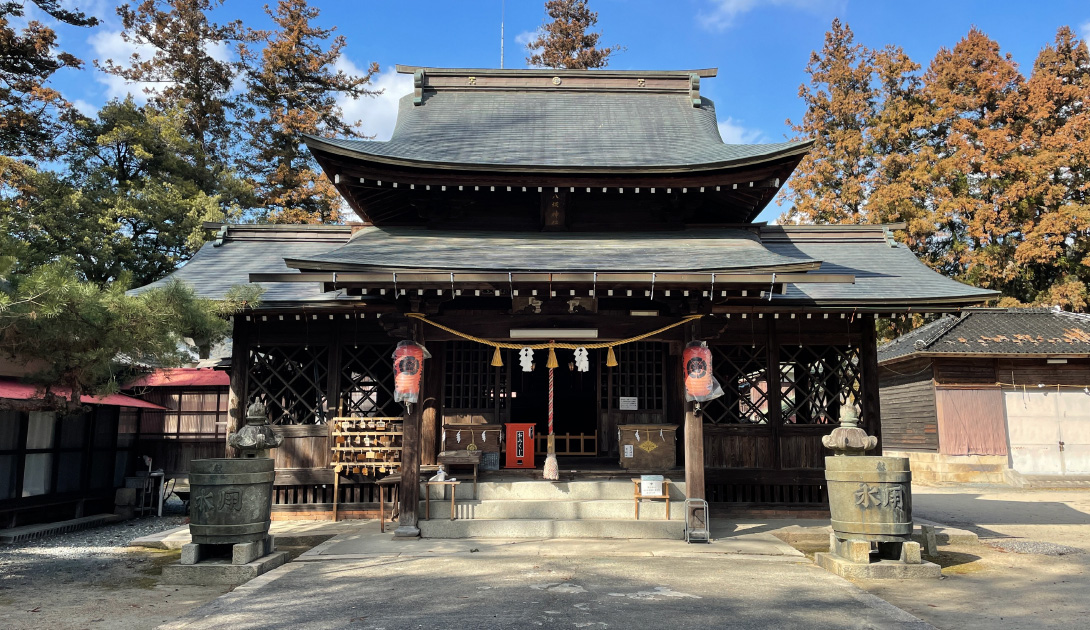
xmin=164 ymin=535 xmax=287 ymax=586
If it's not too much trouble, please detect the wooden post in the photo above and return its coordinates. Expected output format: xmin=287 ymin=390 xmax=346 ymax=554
xmin=859 ymin=317 xmax=883 ymax=453
xmin=225 ymin=316 xmax=249 ymax=457
xmin=395 ymin=324 xmax=424 ymax=537
xmin=419 ymin=343 xmax=443 ymax=466
xmin=682 ymin=323 xmax=705 ymax=502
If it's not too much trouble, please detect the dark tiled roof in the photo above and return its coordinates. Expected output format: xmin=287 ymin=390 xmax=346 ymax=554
xmin=284 ymin=227 xmax=819 ymax=273
xmin=131 ymin=224 xmax=998 ymax=310
xmin=130 ymin=226 xmax=354 ymax=304
xmin=879 ymin=308 xmax=1090 ymax=363
xmin=303 ymin=91 xmax=811 ymax=171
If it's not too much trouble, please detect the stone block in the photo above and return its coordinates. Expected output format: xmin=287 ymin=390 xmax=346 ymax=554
xmin=232 ymin=536 xmax=276 ymax=564
xmin=161 ymin=551 xmax=288 ymax=586
xmin=815 ymin=552 xmax=941 ymax=579
xmin=831 ymin=535 xmax=872 ymax=564
xmin=115 ymin=487 xmax=136 ymax=506
xmin=900 ymin=541 xmax=922 ymax=564
xmin=180 ymin=543 xmax=206 ymax=566
xmin=920 ymin=525 xmax=938 ymax=556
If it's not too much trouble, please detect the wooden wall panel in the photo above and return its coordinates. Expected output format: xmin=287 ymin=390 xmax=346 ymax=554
xmin=936 ymin=387 xmax=1008 ymax=456
xmin=878 ymin=359 xmax=939 ymax=451
xmin=271 ymin=424 xmax=330 ymax=470
xmin=778 ymin=434 xmax=829 ymax=469
xmin=998 ymin=358 xmax=1090 ymax=387
xmin=702 ymin=428 xmax=774 ymax=468
xmin=934 ymin=358 xmax=997 ymax=385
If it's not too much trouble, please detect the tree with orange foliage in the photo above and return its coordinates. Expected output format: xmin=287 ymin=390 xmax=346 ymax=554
xmin=241 ymin=0 xmax=378 ymax=224
xmin=526 ymin=0 xmax=621 ymax=69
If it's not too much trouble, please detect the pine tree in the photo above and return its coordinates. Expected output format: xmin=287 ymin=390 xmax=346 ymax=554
xmin=526 ymin=0 xmax=621 ymax=70
xmin=782 ymin=20 xmax=876 ymax=225
xmin=241 ymin=0 xmax=378 ymax=224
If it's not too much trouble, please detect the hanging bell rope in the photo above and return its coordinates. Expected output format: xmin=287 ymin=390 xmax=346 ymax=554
xmin=405 ymin=313 xmax=703 ymax=355
xmin=546 ymin=342 xmax=559 ymax=369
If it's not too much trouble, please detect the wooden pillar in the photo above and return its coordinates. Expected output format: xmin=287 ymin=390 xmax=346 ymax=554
xmin=225 ymin=316 xmax=249 ymax=457
xmin=766 ymin=319 xmax=783 ymax=470
xmin=395 ymin=323 xmax=424 ymax=537
xmin=682 ymin=323 xmax=705 ymax=502
xmin=859 ymin=316 xmax=883 ymax=453
xmin=419 ymin=342 xmax=444 ymax=466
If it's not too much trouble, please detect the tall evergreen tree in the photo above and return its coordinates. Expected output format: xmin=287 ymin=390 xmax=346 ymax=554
xmin=0 ymin=1 xmax=97 ymax=164
xmin=240 ymin=0 xmax=378 ymax=224
xmin=526 ymin=0 xmax=621 ymax=69
xmin=781 ymin=20 xmax=876 ymax=225
xmin=1007 ymin=26 xmax=1090 ymax=309
xmin=921 ymin=28 xmax=1025 ymax=292
xmin=96 ymin=0 xmax=253 ymax=176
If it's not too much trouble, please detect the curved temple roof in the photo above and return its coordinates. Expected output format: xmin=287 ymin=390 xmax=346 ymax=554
xmin=303 ymin=67 xmax=812 ymax=173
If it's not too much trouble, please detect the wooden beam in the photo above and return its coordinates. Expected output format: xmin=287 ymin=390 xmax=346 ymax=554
xmin=683 ymin=323 xmax=706 ymax=505
xmin=419 ymin=342 xmax=444 ymax=467
xmin=395 ymin=321 xmax=424 ymax=537
xmin=225 ymin=317 xmax=249 ymax=457
xmin=860 ymin=317 xmax=883 ymax=453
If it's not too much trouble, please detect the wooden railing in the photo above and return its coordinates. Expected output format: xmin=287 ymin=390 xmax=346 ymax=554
xmin=535 ymin=431 xmax=598 ymax=456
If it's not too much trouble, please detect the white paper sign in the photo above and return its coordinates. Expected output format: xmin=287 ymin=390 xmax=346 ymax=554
xmin=619 ymin=397 xmax=638 ymax=411
xmin=624 ymin=444 xmax=634 ymax=458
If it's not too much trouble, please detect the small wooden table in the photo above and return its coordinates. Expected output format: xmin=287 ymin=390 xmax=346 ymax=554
xmin=438 ymin=450 xmax=481 ymax=499
xmin=632 ymin=478 xmax=672 ymax=520
xmin=376 ymin=474 xmax=400 ymax=533
xmin=425 ymin=480 xmax=461 ymax=520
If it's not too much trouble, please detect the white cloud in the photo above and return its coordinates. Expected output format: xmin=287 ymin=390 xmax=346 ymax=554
xmin=699 ymin=0 xmax=845 ymax=31
xmin=87 ymin=29 xmax=157 ymax=102
xmin=517 ymin=29 xmax=543 ymax=66
xmin=717 ymin=117 xmax=766 ymax=144
xmin=70 ymin=99 xmax=98 ymax=116
xmin=334 ymin=62 xmax=414 ymax=141
xmin=1081 ymin=21 xmax=1090 ymax=42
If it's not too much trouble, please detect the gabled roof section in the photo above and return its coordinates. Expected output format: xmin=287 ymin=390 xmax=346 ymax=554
xmin=879 ymin=308 xmax=1090 ymax=364
xmin=130 ymin=224 xmax=357 ymax=305
xmin=302 ymin=66 xmax=812 ymax=173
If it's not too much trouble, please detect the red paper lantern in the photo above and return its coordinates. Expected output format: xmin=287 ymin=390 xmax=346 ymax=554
xmin=683 ymin=343 xmax=713 ymax=399
xmin=393 ymin=341 xmax=424 ymax=403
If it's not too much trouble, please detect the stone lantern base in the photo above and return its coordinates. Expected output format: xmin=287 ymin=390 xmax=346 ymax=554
xmin=815 ymin=534 xmax=940 ymax=579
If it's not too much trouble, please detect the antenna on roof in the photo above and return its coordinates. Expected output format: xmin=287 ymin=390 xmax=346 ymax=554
xmin=500 ymin=0 xmax=505 ymax=69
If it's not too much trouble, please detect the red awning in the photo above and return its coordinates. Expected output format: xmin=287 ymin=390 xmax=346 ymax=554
xmin=0 ymin=379 xmax=166 ymax=410
xmin=125 ymin=368 xmax=230 ymax=388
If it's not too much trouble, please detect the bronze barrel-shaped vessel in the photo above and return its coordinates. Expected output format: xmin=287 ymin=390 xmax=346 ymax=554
xmin=188 ymin=458 xmax=275 ymax=545
xmin=825 ymin=456 xmax=912 ymax=542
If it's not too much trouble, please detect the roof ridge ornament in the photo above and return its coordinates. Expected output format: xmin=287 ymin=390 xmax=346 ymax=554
xmin=690 ymin=73 xmax=700 ymax=108
xmin=413 ymin=69 xmax=425 ymax=106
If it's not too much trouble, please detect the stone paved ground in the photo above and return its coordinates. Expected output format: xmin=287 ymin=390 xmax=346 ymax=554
xmin=852 ymin=486 xmax=1090 ymax=630
xmin=162 ymin=554 xmax=933 ymax=630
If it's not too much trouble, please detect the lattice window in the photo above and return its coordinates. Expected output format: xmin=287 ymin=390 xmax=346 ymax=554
xmin=600 ymin=342 xmax=665 ymax=411
xmin=444 ymin=342 xmax=507 ymax=410
xmin=248 ymin=345 xmax=329 ymax=424
xmin=340 ymin=342 xmax=400 ymax=417
xmin=703 ymin=345 xmax=770 ymax=425
xmin=779 ymin=345 xmax=861 ymax=424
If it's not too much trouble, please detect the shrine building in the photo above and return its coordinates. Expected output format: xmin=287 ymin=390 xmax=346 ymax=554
xmin=138 ymin=66 xmax=995 ymax=536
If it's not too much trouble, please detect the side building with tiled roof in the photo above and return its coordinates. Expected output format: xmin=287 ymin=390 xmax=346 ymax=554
xmin=878 ymin=307 xmax=1090 ymax=484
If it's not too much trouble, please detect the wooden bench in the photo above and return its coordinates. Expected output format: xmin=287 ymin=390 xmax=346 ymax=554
xmin=632 ymin=478 xmax=672 ymax=520
xmin=424 ymin=480 xmax=461 ymax=521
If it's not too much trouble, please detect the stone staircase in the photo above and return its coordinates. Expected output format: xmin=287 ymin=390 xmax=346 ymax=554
xmin=417 ymin=477 xmax=686 ymax=539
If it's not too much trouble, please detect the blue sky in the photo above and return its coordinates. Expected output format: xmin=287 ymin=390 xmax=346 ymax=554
xmin=24 ymin=0 xmax=1090 ymax=221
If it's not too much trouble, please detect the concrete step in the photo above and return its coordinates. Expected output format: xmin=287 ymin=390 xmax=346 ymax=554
xmin=419 ymin=499 xmax=684 ymax=521
xmin=423 ymin=479 xmax=686 ymax=501
xmin=419 ymin=518 xmax=684 ymax=539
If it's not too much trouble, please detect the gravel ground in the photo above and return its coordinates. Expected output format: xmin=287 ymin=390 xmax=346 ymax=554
xmin=988 ymin=540 xmax=1086 ymax=556
xmin=0 ymin=512 xmax=230 ymax=630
